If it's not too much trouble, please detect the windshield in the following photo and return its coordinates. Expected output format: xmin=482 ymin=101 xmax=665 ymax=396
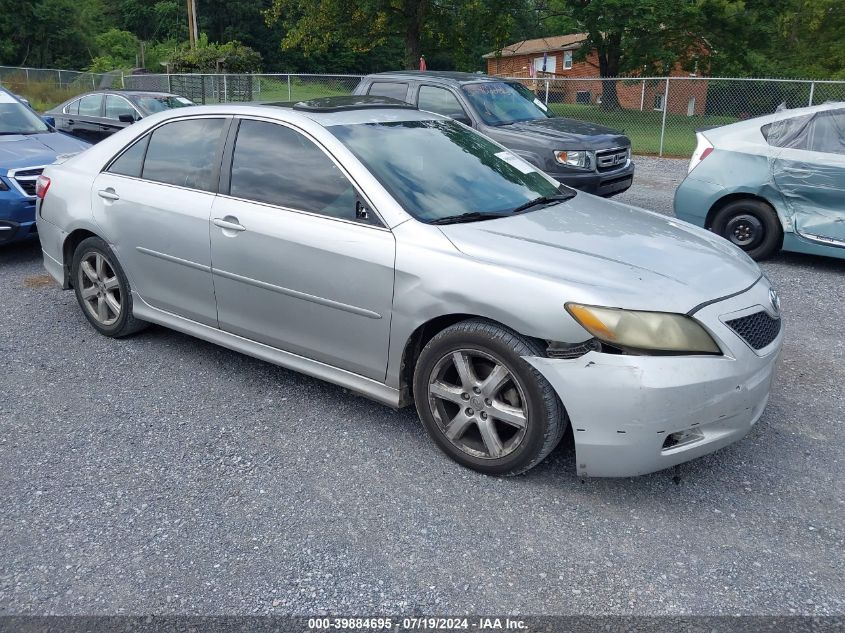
xmin=0 ymin=92 xmax=49 ymax=134
xmin=462 ymin=81 xmax=552 ymax=126
xmin=136 ymin=95 xmax=194 ymax=114
xmin=329 ymin=119 xmax=566 ymax=223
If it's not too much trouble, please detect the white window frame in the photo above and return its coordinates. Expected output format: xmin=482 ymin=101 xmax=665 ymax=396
xmin=563 ymin=51 xmax=573 ymax=70
xmin=533 ymin=56 xmax=557 ymax=74
xmin=654 ymin=94 xmax=666 ymax=112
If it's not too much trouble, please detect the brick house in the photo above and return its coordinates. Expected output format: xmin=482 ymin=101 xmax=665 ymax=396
xmin=483 ymin=33 xmax=708 ymax=116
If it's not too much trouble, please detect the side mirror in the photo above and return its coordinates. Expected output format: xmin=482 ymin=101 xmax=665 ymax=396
xmin=118 ymin=113 xmax=137 ymax=123
xmin=42 ymin=116 xmax=56 ymax=127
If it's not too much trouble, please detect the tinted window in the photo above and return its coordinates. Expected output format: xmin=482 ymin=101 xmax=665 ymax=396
xmin=142 ymin=118 xmax=226 ymax=191
xmin=78 ymin=94 xmax=103 ymax=117
xmin=330 ymin=120 xmax=564 ymax=222
xmin=461 ymin=82 xmax=552 ymax=125
xmin=63 ymin=99 xmax=80 ymax=115
xmin=230 ymin=120 xmax=358 ymax=221
xmin=108 ymin=136 xmax=149 ymax=178
xmin=105 ymin=95 xmax=136 ymax=120
xmin=805 ymin=111 xmax=845 ymax=154
xmin=418 ymin=86 xmax=467 ymax=120
xmin=367 ymin=82 xmax=409 ymax=101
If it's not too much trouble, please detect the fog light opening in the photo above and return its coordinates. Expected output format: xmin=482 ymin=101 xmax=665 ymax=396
xmin=662 ymin=428 xmax=705 ymax=451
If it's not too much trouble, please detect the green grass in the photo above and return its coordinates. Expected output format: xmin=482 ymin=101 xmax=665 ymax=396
xmin=3 ymin=77 xmax=86 ymax=111
xmin=549 ymin=103 xmax=737 ymax=157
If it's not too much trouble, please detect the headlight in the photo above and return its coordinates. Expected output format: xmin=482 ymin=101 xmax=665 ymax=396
xmin=554 ymin=150 xmax=590 ymax=169
xmin=566 ymin=303 xmax=721 ymax=354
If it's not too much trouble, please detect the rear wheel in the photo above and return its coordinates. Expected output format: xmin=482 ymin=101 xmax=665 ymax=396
xmin=413 ymin=319 xmax=566 ymax=476
xmin=71 ymin=236 xmax=147 ymax=337
xmin=710 ymin=198 xmax=782 ymax=260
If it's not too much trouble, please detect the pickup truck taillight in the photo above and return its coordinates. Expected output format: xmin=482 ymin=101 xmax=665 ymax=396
xmin=688 ymin=133 xmax=714 ymax=173
xmin=35 ymin=175 xmax=51 ymax=199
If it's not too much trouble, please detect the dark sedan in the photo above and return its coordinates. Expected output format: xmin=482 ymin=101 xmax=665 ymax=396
xmin=46 ymin=91 xmax=194 ymax=143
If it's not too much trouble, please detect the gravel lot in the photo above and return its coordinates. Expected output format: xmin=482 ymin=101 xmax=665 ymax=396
xmin=1 ymin=157 xmax=843 ymax=616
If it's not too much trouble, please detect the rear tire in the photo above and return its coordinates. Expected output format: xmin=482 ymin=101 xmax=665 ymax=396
xmin=413 ymin=318 xmax=566 ymax=476
xmin=71 ymin=236 xmax=147 ymax=338
xmin=710 ymin=199 xmax=782 ymax=261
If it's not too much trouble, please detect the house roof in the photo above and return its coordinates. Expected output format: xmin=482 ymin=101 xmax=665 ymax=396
xmin=482 ymin=33 xmax=588 ymax=59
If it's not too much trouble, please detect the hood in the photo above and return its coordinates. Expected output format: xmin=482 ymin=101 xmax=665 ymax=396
xmin=0 ymin=132 xmax=90 ymax=172
xmin=488 ymin=117 xmax=629 ymax=149
xmin=437 ymin=195 xmax=761 ymax=314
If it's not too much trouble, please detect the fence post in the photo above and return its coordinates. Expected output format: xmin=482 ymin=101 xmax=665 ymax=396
xmin=92 ymin=74 xmax=95 ymax=89
xmin=167 ymin=73 xmax=172 ymax=93
xmin=223 ymin=74 xmax=228 ymax=103
xmin=25 ymin=68 xmax=29 ymax=85
xmin=544 ymin=79 xmax=549 ymax=105
xmin=121 ymin=72 xmax=125 ymax=89
xmin=640 ymin=79 xmax=645 ymax=111
xmin=287 ymin=74 xmax=292 ymax=101
xmin=808 ymin=81 xmax=815 ymax=107
xmin=658 ymin=78 xmax=670 ymax=157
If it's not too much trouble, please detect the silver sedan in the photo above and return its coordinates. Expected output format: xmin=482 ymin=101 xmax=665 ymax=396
xmin=35 ymin=96 xmax=783 ymax=477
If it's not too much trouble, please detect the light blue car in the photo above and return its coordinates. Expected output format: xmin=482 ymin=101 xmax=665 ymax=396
xmin=674 ymin=102 xmax=845 ymax=260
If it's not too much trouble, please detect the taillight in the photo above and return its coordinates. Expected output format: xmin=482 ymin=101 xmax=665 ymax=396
xmin=688 ymin=133 xmax=714 ymax=173
xmin=36 ymin=175 xmax=51 ymax=199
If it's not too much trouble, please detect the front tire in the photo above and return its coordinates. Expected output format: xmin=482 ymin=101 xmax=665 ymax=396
xmin=71 ymin=236 xmax=147 ymax=337
xmin=710 ymin=199 xmax=782 ymax=260
xmin=413 ymin=319 xmax=566 ymax=476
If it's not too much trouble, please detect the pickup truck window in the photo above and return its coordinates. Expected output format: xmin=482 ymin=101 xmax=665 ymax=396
xmin=367 ymin=82 xmax=409 ymax=102
xmin=418 ymin=86 xmax=467 ymax=120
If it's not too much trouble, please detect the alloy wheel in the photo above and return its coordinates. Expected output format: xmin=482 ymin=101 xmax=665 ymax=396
xmin=77 ymin=251 xmax=122 ymax=326
xmin=427 ymin=349 xmax=529 ymax=460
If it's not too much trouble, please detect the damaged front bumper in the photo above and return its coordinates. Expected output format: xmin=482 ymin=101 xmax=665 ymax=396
xmin=525 ymin=279 xmax=783 ymax=477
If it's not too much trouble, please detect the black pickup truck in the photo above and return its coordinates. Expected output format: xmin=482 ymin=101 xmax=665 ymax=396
xmin=353 ymin=71 xmax=634 ymax=197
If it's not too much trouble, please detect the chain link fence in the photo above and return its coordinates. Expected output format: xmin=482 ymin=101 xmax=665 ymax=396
xmin=501 ymin=75 xmax=845 ymax=156
xmin=4 ymin=65 xmax=844 ymax=158
xmin=123 ymin=73 xmax=363 ymax=105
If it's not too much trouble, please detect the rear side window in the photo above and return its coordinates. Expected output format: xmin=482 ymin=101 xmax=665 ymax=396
xmin=229 ymin=120 xmax=358 ymax=221
xmin=108 ymin=136 xmax=149 ymax=178
xmin=418 ymin=85 xmax=467 ymax=119
xmin=763 ymin=111 xmax=845 ymax=154
xmin=367 ymin=82 xmax=409 ymax=102
xmin=63 ymin=99 xmax=80 ymax=115
xmin=142 ymin=118 xmax=226 ymax=191
xmin=78 ymin=94 xmax=103 ymax=117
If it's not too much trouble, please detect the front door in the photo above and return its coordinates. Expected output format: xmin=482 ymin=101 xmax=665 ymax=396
xmin=91 ymin=116 xmax=229 ymax=326
xmin=209 ymin=118 xmax=395 ymax=381
xmin=770 ymin=108 xmax=845 ymax=245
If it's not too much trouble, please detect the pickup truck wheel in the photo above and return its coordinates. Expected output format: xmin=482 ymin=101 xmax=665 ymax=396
xmin=711 ymin=199 xmax=782 ymax=260
xmin=71 ymin=236 xmax=147 ymax=337
xmin=413 ymin=318 xmax=566 ymax=476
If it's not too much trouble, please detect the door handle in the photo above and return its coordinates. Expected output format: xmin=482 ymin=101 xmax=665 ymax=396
xmin=213 ymin=217 xmax=246 ymax=232
xmin=97 ymin=189 xmax=120 ymax=201
xmin=67 ymin=119 xmax=75 ymax=125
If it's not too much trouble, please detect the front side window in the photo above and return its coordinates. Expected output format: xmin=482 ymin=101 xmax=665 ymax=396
xmin=329 ymin=119 xmax=565 ymax=223
xmin=461 ymin=81 xmax=551 ymax=126
xmin=78 ymin=94 xmax=104 ymax=117
xmin=142 ymin=118 xmax=226 ymax=191
xmin=417 ymin=86 xmax=468 ymax=120
xmin=63 ymin=99 xmax=80 ymax=115
xmin=105 ymin=95 xmax=137 ymax=121
xmin=367 ymin=82 xmax=409 ymax=102
xmin=229 ymin=120 xmax=358 ymax=221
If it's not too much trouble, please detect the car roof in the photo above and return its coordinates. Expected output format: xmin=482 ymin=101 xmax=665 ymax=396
xmin=363 ymin=70 xmax=505 ymax=86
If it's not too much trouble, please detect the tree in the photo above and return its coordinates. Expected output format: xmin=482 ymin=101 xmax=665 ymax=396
xmin=543 ymin=0 xmax=706 ymax=109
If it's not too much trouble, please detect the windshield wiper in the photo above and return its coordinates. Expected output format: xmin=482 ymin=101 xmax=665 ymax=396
xmin=509 ymin=192 xmax=575 ymax=215
xmin=429 ymin=212 xmax=508 ymax=225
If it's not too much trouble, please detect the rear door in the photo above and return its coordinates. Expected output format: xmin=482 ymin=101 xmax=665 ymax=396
xmin=770 ymin=109 xmax=845 ymax=245
xmin=209 ymin=117 xmax=395 ymax=380
xmin=91 ymin=116 xmax=229 ymax=326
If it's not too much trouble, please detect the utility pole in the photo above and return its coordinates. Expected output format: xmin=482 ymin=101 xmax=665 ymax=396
xmin=186 ymin=0 xmax=199 ymax=49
